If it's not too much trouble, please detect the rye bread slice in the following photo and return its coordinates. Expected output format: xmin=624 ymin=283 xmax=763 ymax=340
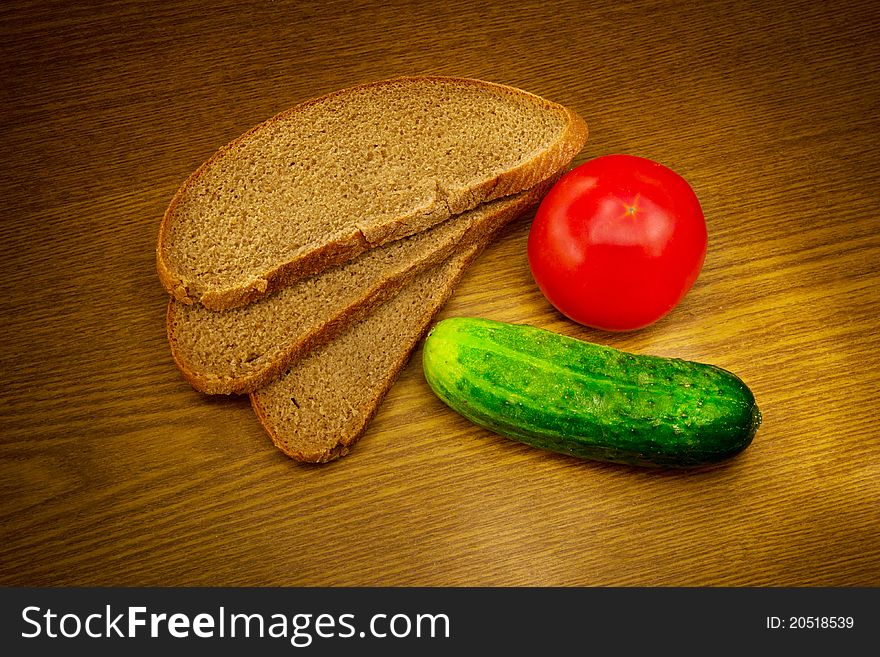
xmin=250 ymin=245 xmax=483 ymax=463
xmin=167 ymin=184 xmax=548 ymax=395
xmin=156 ymin=76 xmax=587 ymax=310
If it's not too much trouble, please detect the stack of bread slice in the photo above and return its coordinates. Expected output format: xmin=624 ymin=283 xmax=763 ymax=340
xmin=157 ymin=76 xmax=587 ymax=462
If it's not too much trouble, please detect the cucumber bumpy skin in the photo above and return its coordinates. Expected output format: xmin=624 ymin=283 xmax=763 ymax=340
xmin=422 ymin=317 xmax=761 ymax=468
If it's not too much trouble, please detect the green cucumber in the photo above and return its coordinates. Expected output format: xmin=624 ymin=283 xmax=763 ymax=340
xmin=422 ymin=317 xmax=761 ymax=468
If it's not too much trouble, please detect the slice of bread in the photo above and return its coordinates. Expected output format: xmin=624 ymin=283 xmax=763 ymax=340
xmin=250 ymin=244 xmax=482 ymax=463
xmin=157 ymin=76 xmax=587 ymax=310
xmin=168 ymin=184 xmax=549 ymax=395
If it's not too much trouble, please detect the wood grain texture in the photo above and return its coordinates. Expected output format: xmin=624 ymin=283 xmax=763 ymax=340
xmin=1 ymin=0 xmax=878 ymax=586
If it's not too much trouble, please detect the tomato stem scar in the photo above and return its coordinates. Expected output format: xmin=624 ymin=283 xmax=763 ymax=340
xmin=625 ymin=193 xmax=641 ymax=217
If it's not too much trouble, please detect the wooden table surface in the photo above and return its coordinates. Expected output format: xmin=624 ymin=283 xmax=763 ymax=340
xmin=1 ymin=0 xmax=878 ymax=587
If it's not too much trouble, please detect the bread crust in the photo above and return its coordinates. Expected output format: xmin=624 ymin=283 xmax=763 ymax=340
xmin=249 ymin=242 xmax=489 ymax=463
xmin=167 ymin=183 xmax=551 ymax=395
xmin=156 ymin=76 xmax=587 ymax=310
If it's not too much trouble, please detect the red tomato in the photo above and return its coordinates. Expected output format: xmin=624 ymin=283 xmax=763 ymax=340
xmin=527 ymin=154 xmax=707 ymax=331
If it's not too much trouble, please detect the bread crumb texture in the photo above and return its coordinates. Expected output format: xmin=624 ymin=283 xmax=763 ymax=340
xmin=251 ymin=248 xmax=474 ymax=463
xmin=159 ymin=77 xmax=579 ymax=301
xmin=168 ymin=189 xmax=540 ymax=394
